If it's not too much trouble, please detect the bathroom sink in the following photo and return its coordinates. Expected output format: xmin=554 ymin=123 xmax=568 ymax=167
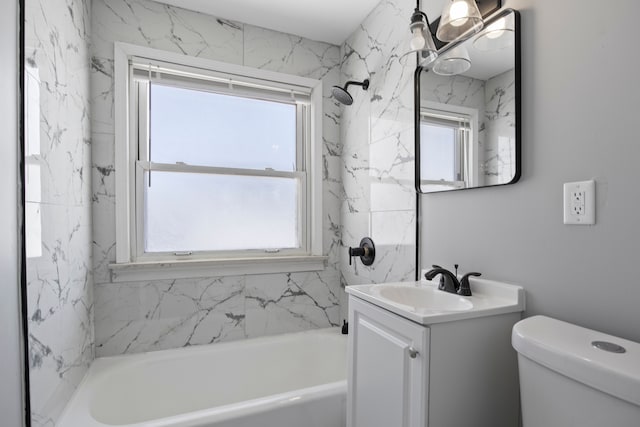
xmin=346 ymin=274 xmax=525 ymax=325
xmin=375 ymin=285 xmax=473 ymax=311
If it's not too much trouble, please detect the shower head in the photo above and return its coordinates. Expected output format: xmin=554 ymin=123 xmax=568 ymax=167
xmin=331 ymin=79 xmax=370 ymax=106
xmin=331 ymin=86 xmax=354 ymax=105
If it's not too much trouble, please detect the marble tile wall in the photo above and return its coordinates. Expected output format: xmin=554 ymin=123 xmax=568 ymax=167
xmin=24 ymin=0 xmax=94 ymax=425
xmin=339 ymin=0 xmax=418 ymax=295
xmin=95 ymin=271 xmax=341 ymax=355
xmin=483 ymin=68 xmax=516 ymax=184
xmin=91 ymin=0 xmax=343 ymax=356
xmin=22 ymin=0 xmax=509 ymax=421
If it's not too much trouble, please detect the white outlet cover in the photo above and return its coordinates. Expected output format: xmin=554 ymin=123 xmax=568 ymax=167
xmin=563 ymin=180 xmax=595 ymax=225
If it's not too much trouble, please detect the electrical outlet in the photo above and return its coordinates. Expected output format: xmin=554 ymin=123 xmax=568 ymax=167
xmin=564 ymin=180 xmax=595 ymax=225
xmin=571 ymin=190 xmax=585 ymax=216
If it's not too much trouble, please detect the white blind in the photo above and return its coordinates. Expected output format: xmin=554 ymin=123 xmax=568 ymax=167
xmin=420 ymin=108 xmax=471 ymax=129
xmin=130 ymin=57 xmax=312 ymax=103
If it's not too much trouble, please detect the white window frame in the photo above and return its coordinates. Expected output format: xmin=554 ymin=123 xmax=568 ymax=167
xmin=110 ymin=43 xmax=325 ymax=282
xmin=419 ymin=101 xmax=479 ymax=189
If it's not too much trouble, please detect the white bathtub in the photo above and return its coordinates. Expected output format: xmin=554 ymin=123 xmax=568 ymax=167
xmin=59 ymin=328 xmax=347 ymax=427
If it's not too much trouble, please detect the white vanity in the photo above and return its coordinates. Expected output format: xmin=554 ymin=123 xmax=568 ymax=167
xmin=346 ymin=276 xmax=525 ymax=427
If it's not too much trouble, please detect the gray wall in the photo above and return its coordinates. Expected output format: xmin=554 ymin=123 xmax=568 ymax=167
xmin=0 ymin=0 xmax=26 ymax=425
xmin=421 ymin=0 xmax=640 ymax=341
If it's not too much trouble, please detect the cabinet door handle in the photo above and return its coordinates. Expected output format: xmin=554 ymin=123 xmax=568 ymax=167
xmin=408 ymin=347 xmax=419 ymax=359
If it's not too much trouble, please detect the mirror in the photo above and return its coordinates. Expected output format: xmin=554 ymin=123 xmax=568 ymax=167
xmin=415 ymin=9 xmax=520 ymax=193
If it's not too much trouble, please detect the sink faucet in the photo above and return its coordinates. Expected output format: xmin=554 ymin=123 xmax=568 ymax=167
xmin=425 ymin=266 xmax=459 ymax=294
xmin=425 ymin=265 xmax=481 ymax=296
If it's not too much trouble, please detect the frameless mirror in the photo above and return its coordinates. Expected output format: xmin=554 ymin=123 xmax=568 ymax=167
xmin=415 ymin=9 xmax=520 ymax=193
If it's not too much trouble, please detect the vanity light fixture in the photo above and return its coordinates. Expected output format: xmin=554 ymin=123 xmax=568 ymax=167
xmin=400 ymin=7 xmax=438 ymax=66
xmin=436 ymin=0 xmax=484 ymax=42
xmin=473 ymin=13 xmax=514 ymax=50
xmin=432 ymin=44 xmax=471 ymax=76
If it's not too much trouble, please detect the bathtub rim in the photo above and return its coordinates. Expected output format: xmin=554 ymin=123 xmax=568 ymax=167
xmin=58 ymin=327 xmax=346 ymax=427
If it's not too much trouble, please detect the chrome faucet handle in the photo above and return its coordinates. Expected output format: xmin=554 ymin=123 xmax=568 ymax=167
xmin=458 ymin=272 xmax=481 ymax=296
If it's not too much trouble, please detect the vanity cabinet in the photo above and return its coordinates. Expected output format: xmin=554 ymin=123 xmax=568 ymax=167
xmin=347 ymin=297 xmax=429 ymax=427
xmin=347 ymin=294 xmax=521 ymax=427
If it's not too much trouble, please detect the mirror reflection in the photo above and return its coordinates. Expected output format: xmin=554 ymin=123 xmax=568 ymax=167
xmin=417 ymin=9 xmax=520 ymax=193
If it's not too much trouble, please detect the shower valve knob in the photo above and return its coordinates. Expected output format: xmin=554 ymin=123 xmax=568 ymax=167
xmin=348 ymin=237 xmax=375 ymax=266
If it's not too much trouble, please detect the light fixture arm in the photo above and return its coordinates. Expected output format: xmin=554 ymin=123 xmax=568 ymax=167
xmin=400 ymin=2 xmax=438 ymax=66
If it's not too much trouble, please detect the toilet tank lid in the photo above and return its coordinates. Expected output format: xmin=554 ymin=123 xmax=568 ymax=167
xmin=512 ymin=315 xmax=640 ymax=406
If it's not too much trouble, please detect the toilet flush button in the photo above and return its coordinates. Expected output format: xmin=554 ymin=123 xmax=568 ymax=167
xmin=592 ymin=341 xmax=626 ymax=353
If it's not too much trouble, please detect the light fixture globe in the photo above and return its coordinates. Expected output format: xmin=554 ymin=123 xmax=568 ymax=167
xmin=473 ymin=14 xmax=515 ymax=50
xmin=436 ymin=0 xmax=484 ymax=42
xmin=432 ymin=45 xmax=471 ymax=76
xmin=400 ymin=8 xmax=438 ymax=66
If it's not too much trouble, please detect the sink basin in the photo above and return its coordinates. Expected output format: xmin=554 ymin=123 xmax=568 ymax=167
xmin=346 ymin=275 xmax=525 ymax=325
xmin=375 ymin=285 xmax=473 ymax=311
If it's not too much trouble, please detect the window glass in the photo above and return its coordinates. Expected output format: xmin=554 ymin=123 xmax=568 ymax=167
xmin=149 ymin=83 xmax=297 ymax=171
xmin=144 ymin=171 xmax=299 ymax=252
xmin=420 ymin=122 xmax=457 ymax=181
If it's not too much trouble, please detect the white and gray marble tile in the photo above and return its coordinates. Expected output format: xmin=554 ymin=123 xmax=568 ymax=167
xmin=339 ymin=0 xmax=418 ymax=287
xmin=95 ymin=277 xmax=246 ymax=356
xmin=27 ymin=178 xmax=94 ymax=427
xmin=483 ymin=69 xmax=516 ymax=184
xmin=91 ymin=0 xmax=244 ymax=63
xmin=243 ymin=25 xmax=340 ymax=80
xmin=90 ymin=0 xmax=346 ymax=359
xmin=369 ymin=128 xmax=415 ymax=186
xmin=340 ymin=210 xmax=375 ymax=286
xmin=420 ymin=72 xmax=486 ymax=111
xmin=342 ymin=139 xmax=373 ymax=210
xmin=25 ymin=0 xmax=94 ymax=425
xmin=245 ymin=272 xmax=341 ymax=338
xmin=341 ymin=208 xmax=416 ymax=286
xmin=89 ymin=56 xmax=115 ymax=138
xmin=90 ymin=133 xmax=116 ymax=285
xmin=95 ymin=272 xmax=344 ymax=356
xmin=342 ymin=0 xmax=416 ymax=143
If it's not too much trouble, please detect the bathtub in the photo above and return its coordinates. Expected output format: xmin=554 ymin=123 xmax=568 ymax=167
xmin=58 ymin=328 xmax=347 ymax=427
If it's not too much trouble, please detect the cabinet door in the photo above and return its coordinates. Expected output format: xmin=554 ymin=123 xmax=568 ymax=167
xmin=347 ymin=297 xmax=429 ymax=427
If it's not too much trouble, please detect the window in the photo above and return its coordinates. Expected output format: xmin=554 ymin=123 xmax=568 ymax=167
xmin=112 ymin=44 xmax=324 ymax=280
xmin=419 ymin=105 xmax=477 ymax=191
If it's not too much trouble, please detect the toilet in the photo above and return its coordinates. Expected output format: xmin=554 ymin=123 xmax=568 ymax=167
xmin=512 ymin=315 xmax=640 ymax=427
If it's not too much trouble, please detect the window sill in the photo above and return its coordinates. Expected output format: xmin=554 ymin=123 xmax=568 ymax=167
xmin=108 ymin=255 xmax=328 ymax=283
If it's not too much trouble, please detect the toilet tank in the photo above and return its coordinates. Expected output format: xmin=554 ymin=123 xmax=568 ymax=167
xmin=512 ymin=316 xmax=640 ymax=427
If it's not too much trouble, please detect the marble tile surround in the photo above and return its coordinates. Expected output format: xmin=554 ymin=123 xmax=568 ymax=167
xmin=21 ymin=0 xmax=515 ymax=422
xmin=95 ymin=271 xmax=340 ymax=355
xmin=24 ymin=0 xmax=94 ymax=426
xmin=484 ymin=69 xmax=517 ymax=185
xmin=91 ymin=0 xmax=344 ymax=356
xmin=339 ymin=0 xmax=418 ymax=294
